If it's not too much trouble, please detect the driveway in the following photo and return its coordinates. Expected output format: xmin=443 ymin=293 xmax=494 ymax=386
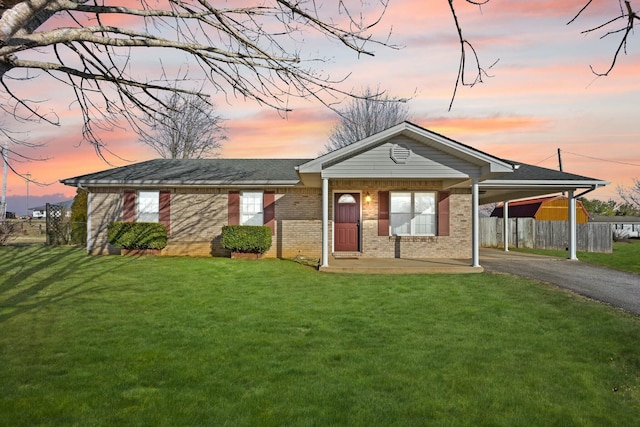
xmin=480 ymin=248 xmax=640 ymax=316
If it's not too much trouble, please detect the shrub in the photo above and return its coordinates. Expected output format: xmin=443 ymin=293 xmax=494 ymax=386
xmin=0 ymin=221 xmax=16 ymax=245
xmin=70 ymin=189 xmax=88 ymax=245
xmin=221 ymin=225 xmax=272 ymax=254
xmin=107 ymin=222 xmax=168 ymax=250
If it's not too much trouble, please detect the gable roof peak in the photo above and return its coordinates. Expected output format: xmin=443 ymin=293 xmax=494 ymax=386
xmin=298 ymin=120 xmax=515 ymax=174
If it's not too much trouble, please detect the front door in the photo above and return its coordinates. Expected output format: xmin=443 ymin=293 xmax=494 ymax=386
xmin=334 ymin=193 xmax=360 ymax=252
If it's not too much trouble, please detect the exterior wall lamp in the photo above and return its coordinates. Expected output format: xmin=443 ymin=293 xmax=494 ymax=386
xmin=364 ymin=192 xmax=372 ymax=204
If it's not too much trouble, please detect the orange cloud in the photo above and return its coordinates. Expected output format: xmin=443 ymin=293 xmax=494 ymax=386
xmin=425 ymin=115 xmax=550 ymax=136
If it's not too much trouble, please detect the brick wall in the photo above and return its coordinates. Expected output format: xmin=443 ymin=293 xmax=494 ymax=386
xmin=87 ymin=181 xmax=471 ymax=259
xmin=330 ymin=179 xmax=472 ymax=259
xmin=87 ymin=187 xmax=323 ymax=259
xmin=88 ymin=190 xmax=123 ymax=255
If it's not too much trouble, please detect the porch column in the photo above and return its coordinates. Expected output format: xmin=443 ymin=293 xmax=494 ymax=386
xmin=503 ymin=200 xmax=509 ymax=252
xmin=472 ymin=178 xmax=480 ymax=267
xmin=321 ymin=178 xmax=329 ymax=267
xmin=568 ymin=190 xmax=578 ymax=260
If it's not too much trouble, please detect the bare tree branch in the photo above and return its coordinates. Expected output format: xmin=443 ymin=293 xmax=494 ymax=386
xmin=0 ymin=0 xmax=394 ymax=158
xmin=579 ymin=0 xmax=638 ymax=76
xmin=447 ymin=0 xmax=637 ymax=108
xmin=447 ymin=0 xmax=493 ymax=111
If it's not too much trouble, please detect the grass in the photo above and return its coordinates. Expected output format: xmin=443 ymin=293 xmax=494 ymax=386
xmin=511 ymin=239 xmax=640 ymax=274
xmin=1 ymin=246 xmax=640 ymax=426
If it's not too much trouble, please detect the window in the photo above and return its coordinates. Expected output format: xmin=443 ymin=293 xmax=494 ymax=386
xmin=137 ymin=191 xmax=159 ymax=222
xmin=390 ymin=192 xmax=436 ymax=235
xmin=241 ymin=191 xmax=263 ymax=226
xmin=337 ymin=194 xmax=357 ymax=204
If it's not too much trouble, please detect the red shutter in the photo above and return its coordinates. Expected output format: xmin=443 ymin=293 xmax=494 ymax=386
xmin=438 ymin=191 xmax=450 ymax=236
xmin=264 ymin=191 xmax=275 ymax=235
xmin=378 ymin=191 xmax=389 ymax=236
xmin=159 ymin=190 xmax=171 ymax=233
xmin=123 ymin=190 xmax=136 ymax=222
xmin=228 ymin=191 xmax=240 ymax=225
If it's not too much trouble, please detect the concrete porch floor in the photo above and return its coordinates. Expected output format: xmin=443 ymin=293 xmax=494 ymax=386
xmin=319 ymin=256 xmax=483 ymax=274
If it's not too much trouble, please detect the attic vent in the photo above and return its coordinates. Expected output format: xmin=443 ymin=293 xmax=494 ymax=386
xmin=390 ymin=144 xmax=412 ymax=164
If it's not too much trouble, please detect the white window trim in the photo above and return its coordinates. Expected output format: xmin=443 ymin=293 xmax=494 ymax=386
xmin=137 ymin=190 xmax=159 ymax=223
xmin=390 ymin=191 xmax=437 ymax=236
xmin=240 ymin=191 xmax=264 ymax=226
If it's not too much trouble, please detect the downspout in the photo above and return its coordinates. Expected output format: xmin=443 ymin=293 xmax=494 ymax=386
xmin=321 ymin=178 xmax=329 ymax=268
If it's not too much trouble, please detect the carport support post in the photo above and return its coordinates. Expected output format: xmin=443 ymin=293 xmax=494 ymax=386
xmin=568 ymin=190 xmax=578 ymax=260
xmin=472 ymin=179 xmax=480 ymax=267
xmin=503 ymin=200 xmax=509 ymax=252
xmin=321 ymin=178 xmax=329 ymax=268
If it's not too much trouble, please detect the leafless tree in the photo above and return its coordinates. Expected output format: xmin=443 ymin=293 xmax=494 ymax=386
xmin=618 ymin=178 xmax=640 ymax=211
xmin=0 ymin=0 xmax=393 ymax=160
xmin=138 ymin=92 xmax=226 ymax=159
xmin=323 ymin=86 xmax=410 ymax=153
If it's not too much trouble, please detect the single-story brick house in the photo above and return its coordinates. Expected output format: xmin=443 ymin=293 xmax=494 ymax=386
xmin=61 ymin=122 xmax=608 ymax=268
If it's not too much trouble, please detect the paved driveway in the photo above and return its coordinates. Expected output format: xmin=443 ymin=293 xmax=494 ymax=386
xmin=480 ymin=249 xmax=640 ymax=316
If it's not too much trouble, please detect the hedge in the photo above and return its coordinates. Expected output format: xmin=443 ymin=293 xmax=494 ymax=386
xmin=107 ymin=222 xmax=168 ymax=250
xmin=221 ymin=225 xmax=272 ymax=254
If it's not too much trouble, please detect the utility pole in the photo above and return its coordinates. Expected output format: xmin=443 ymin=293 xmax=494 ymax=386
xmin=1 ymin=141 xmax=8 ymax=220
xmin=557 ymin=148 xmax=563 ymax=172
xmin=558 ymin=148 xmax=564 ymax=196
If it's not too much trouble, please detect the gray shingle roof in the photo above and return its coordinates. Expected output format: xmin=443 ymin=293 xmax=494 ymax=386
xmin=61 ymin=158 xmax=311 ymax=187
xmin=499 ymin=161 xmax=604 ymax=182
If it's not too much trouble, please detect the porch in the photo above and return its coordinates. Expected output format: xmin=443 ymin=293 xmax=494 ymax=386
xmin=319 ymin=255 xmax=483 ymax=274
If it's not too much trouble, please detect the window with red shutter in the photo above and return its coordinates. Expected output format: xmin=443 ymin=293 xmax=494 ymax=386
xmin=228 ymin=191 xmax=240 ymax=225
xmin=159 ymin=190 xmax=171 ymax=233
xmin=123 ymin=190 xmax=136 ymax=222
xmin=438 ymin=192 xmax=450 ymax=236
xmin=378 ymin=191 xmax=389 ymax=236
xmin=264 ymin=191 xmax=275 ymax=235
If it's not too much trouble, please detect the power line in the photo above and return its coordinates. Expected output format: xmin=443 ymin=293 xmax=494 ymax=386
xmin=534 ymin=153 xmax=556 ymax=166
xmin=562 ymin=150 xmax=640 ymax=167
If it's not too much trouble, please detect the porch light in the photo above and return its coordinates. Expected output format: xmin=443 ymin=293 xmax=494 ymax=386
xmin=364 ymin=192 xmax=372 ymax=204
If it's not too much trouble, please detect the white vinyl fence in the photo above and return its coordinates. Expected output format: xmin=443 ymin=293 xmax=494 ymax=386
xmin=480 ymin=218 xmax=612 ymax=253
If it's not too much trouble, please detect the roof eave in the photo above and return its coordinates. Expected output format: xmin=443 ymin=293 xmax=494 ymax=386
xmin=480 ymin=179 xmax=610 ymax=188
xmin=61 ymin=179 xmax=302 ymax=187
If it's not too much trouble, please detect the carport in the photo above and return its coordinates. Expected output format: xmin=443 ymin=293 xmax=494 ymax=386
xmin=474 ymin=162 xmax=608 ymax=263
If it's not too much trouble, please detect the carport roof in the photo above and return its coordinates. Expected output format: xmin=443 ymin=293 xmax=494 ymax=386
xmin=477 ymin=161 xmax=609 ymax=204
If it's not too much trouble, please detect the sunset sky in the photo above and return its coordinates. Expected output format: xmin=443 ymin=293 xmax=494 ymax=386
xmin=3 ymin=0 xmax=639 ymax=215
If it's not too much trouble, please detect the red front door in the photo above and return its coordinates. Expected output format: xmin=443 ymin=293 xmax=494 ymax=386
xmin=334 ymin=193 xmax=360 ymax=252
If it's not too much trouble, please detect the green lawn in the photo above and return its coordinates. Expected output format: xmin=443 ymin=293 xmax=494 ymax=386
xmin=511 ymin=239 xmax=640 ymax=274
xmin=1 ymin=246 xmax=639 ymax=426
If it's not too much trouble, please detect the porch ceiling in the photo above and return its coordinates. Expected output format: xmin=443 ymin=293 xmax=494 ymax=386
xmin=478 ymin=186 xmax=595 ymax=205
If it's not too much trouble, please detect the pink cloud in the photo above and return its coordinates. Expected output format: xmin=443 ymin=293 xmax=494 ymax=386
xmin=223 ymin=108 xmax=335 ymax=158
